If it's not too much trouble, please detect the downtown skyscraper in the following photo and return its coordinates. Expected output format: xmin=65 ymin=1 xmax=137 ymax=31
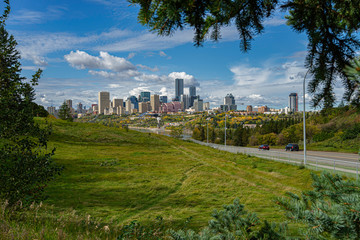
xmin=175 ymin=78 xmax=184 ymax=101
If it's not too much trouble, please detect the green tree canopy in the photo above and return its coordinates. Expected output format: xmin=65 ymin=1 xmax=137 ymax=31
xmin=129 ymin=0 xmax=360 ymax=108
xmin=0 ymin=0 xmax=62 ymax=205
xmin=58 ymin=101 xmax=73 ymax=121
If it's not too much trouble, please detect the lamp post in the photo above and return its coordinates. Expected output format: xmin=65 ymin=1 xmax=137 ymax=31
xmin=225 ymin=113 xmax=227 ymax=146
xmin=303 ymin=69 xmax=310 ymax=165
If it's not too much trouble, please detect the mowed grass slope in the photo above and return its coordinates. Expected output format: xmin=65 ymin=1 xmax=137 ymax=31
xmin=44 ymin=118 xmax=313 ymax=229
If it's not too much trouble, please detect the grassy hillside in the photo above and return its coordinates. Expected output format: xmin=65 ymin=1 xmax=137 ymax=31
xmin=2 ymin=118 xmax=314 ymax=239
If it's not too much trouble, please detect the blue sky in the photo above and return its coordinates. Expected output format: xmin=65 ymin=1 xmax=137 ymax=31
xmin=7 ymin=0 xmax=345 ymax=110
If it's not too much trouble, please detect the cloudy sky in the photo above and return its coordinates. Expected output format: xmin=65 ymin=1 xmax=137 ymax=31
xmin=7 ymin=0 xmax=345 ymax=110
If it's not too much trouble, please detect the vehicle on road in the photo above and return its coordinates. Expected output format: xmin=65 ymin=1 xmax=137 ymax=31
xmin=285 ymin=143 xmax=299 ymax=151
xmin=259 ymin=144 xmax=270 ymax=150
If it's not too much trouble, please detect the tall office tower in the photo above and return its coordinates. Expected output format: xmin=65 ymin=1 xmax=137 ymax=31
xmin=224 ymin=93 xmax=235 ymax=105
xmin=221 ymin=93 xmax=237 ymax=111
xmin=128 ymin=96 xmax=139 ymax=109
xmin=65 ymin=99 xmax=72 ymax=109
xmin=203 ymin=102 xmax=210 ymax=110
xmin=189 ymin=86 xmax=196 ymax=96
xmin=98 ymin=91 xmax=110 ymax=114
xmin=246 ymin=105 xmax=253 ymax=112
xmin=151 ymin=94 xmax=160 ymax=112
xmin=194 ymin=99 xmax=204 ymax=112
xmin=289 ymin=93 xmax=298 ymax=112
xmin=77 ymin=102 xmax=83 ymax=113
xmin=160 ymin=96 xmax=168 ymax=103
xmin=140 ymin=92 xmax=151 ymax=102
xmin=126 ymin=99 xmax=132 ymax=113
xmin=180 ymin=94 xmax=189 ymax=110
xmin=175 ymin=78 xmax=184 ymax=101
xmin=139 ymin=102 xmax=148 ymax=113
xmin=113 ymin=98 xmax=123 ymax=109
xmin=47 ymin=106 xmax=56 ymax=115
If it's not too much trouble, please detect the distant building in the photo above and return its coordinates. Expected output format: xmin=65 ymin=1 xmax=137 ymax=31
xmin=113 ymin=99 xmax=123 ymax=109
xmin=47 ymin=106 xmax=56 ymax=115
xmin=289 ymin=93 xmax=298 ymax=112
xmin=246 ymin=105 xmax=253 ymax=112
xmin=128 ymin=96 xmax=139 ymax=109
xmin=151 ymin=94 xmax=160 ymax=112
xmin=92 ymin=104 xmax=98 ymax=114
xmin=98 ymin=91 xmax=110 ymax=114
xmin=140 ymin=92 xmax=151 ymax=102
xmin=203 ymin=102 xmax=210 ymax=110
xmin=189 ymin=86 xmax=196 ymax=97
xmin=194 ymin=98 xmax=203 ymax=112
xmin=160 ymin=95 xmax=168 ymax=104
xmin=139 ymin=102 xmax=148 ymax=113
xmin=76 ymin=102 xmax=83 ymax=113
xmin=65 ymin=99 xmax=72 ymax=109
xmin=117 ymin=106 xmax=126 ymax=115
xmin=161 ymin=102 xmax=182 ymax=113
xmin=175 ymin=78 xmax=184 ymax=101
xmin=126 ymin=99 xmax=132 ymax=113
xmin=221 ymin=93 xmax=237 ymax=111
xmin=258 ymin=106 xmax=269 ymax=113
xmin=180 ymin=94 xmax=190 ymax=110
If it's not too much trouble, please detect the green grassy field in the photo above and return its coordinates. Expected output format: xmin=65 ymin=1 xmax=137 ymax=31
xmin=2 ymin=118 xmax=315 ymax=239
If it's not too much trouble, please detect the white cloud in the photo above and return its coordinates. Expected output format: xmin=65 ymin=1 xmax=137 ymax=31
xmin=168 ymin=72 xmax=200 ymax=87
xmin=264 ymin=16 xmax=286 ymax=26
xmin=230 ymin=65 xmax=272 ymax=86
xmin=65 ymin=51 xmax=136 ymax=72
xmin=127 ymin=52 xmax=136 ymax=59
xmin=8 ymin=6 xmax=67 ymax=25
xmin=137 ymin=64 xmax=159 ymax=72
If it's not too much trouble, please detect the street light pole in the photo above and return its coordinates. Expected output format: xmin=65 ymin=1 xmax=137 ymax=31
xmin=225 ymin=113 xmax=227 ymax=146
xmin=303 ymin=69 xmax=310 ymax=165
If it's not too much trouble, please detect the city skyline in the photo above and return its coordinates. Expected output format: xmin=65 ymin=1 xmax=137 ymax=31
xmin=9 ymin=0 xmax=346 ymax=110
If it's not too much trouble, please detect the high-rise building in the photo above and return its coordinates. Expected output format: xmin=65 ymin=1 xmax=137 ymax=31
xmin=204 ymin=102 xmax=210 ymax=110
xmin=224 ymin=93 xmax=235 ymax=105
xmin=47 ymin=106 xmax=56 ymax=115
xmin=221 ymin=93 xmax=237 ymax=111
xmin=98 ymin=91 xmax=110 ymax=114
xmin=194 ymin=99 xmax=203 ymax=112
xmin=76 ymin=102 xmax=83 ymax=113
xmin=151 ymin=94 xmax=160 ymax=112
xmin=180 ymin=94 xmax=189 ymax=110
xmin=289 ymin=93 xmax=298 ymax=112
xmin=140 ymin=92 xmax=151 ymax=102
xmin=126 ymin=99 xmax=132 ymax=113
xmin=113 ymin=98 xmax=123 ymax=109
xmin=189 ymin=86 xmax=196 ymax=96
xmin=139 ymin=102 xmax=148 ymax=113
xmin=128 ymin=96 xmax=139 ymax=109
xmin=160 ymin=96 xmax=168 ymax=103
xmin=175 ymin=78 xmax=184 ymax=100
xmin=65 ymin=99 xmax=72 ymax=109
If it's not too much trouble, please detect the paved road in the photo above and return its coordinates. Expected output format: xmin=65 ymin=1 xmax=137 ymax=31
xmin=190 ymin=139 xmax=360 ymax=175
xmin=130 ymin=127 xmax=359 ymax=175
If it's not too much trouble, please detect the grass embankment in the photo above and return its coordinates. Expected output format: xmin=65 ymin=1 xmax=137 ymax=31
xmin=2 ymin=118 xmax=314 ymax=239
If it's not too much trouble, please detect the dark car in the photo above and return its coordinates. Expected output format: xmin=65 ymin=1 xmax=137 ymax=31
xmin=259 ymin=144 xmax=270 ymax=150
xmin=285 ymin=143 xmax=299 ymax=151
